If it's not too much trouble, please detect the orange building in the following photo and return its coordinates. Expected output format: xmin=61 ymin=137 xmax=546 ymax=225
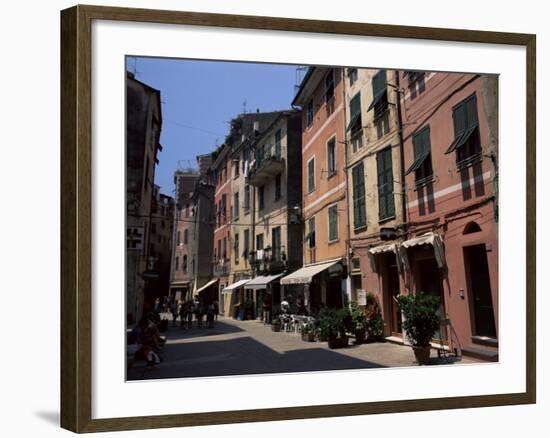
xmin=282 ymin=67 xmax=349 ymax=313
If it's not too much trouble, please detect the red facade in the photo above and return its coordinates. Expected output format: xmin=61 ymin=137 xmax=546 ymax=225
xmin=400 ymin=71 xmax=499 ymax=358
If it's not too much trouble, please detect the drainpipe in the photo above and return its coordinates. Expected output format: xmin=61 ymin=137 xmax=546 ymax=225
xmin=341 ymin=68 xmax=352 ymax=308
xmin=394 ymin=71 xmax=408 ymax=237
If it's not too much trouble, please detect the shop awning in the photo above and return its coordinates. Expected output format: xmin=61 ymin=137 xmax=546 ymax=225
xmin=402 ymin=232 xmax=436 ymax=248
xmin=194 ymin=279 xmax=218 ymax=295
xmin=280 ymin=260 xmax=340 ymax=285
xmin=245 ymin=273 xmax=284 ymax=290
xmin=369 ymin=243 xmax=397 ymax=255
xmin=401 ymin=232 xmax=446 ymax=268
xmin=222 ymin=279 xmax=250 ymax=294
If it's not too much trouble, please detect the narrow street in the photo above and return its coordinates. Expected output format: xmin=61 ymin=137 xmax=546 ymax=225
xmin=127 ymin=316 xmax=476 ymax=380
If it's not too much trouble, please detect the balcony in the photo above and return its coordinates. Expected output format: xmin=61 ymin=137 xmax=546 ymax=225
xmin=247 ymin=143 xmax=285 ymax=186
xmin=213 ymin=260 xmax=230 ymax=277
xmin=249 ymin=245 xmax=287 ymax=274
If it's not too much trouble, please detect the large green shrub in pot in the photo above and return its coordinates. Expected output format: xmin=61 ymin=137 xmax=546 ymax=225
xmin=396 ymin=293 xmax=440 ymax=347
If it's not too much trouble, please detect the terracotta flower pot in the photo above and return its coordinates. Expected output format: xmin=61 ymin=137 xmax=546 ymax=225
xmin=328 ymin=335 xmax=349 ymax=349
xmin=413 ymin=345 xmax=432 ymax=365
xmin=271 ymin=324 xmax=281 ymax=332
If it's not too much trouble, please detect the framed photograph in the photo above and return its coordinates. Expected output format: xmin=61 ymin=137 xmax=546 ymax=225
xmin=60 ymin=4 xmax=536 ymax=433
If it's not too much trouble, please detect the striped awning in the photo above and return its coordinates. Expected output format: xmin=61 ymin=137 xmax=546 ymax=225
xmin=222 ymin=279 xmax=250 ymax=293
xmin=244 ymin=273 xmax=284 ymax=290
xmin=280 ymin=260 xmax=340 ymax=285
xmin=369 ymin=243 xmax=397 ymax=255
xmin=195 ymin=279 xmax=218 ymax=295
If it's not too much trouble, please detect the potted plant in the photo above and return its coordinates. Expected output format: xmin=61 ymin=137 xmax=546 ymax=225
xmin=350 ymin=302 xmax=367 ymax=344
xmin=301 ymin=323 xmax=315 ymax=342
xmin=271 ymin=317 xmax=281 ymax=332
xmin=365 ymin=312 xmax=385 ymax=342
xmin=396 ymin=293 xmax=441 ymax=365
xmin=318 ymin=308 xmax=350 ymax=349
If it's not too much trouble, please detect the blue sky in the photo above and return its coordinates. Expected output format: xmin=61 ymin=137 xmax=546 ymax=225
xmin=127 ymin=57 xmax=302 ymax=197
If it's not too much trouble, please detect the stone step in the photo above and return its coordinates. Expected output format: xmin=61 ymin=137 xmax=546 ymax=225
xmin=461 ymin=344 xmax=499 ymax=362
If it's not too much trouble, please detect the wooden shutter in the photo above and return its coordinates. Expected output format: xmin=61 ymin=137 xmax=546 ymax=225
xmin=352 ymin=162 xmax=366 ymax=229
xmin=377 ymin=147 xmax=395 ymax=220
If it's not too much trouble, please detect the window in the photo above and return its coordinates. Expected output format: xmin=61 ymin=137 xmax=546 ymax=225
xmin=328 ymin=204 xmax=339 ymax=242
xmin=307 ymin=158 xmax=315 ymax=193
xmin=175 ymin=256 xmax=179 ymax=270
xmin=406 ymin=71 xmax=426 ymax=99
xmin=234 ymin=233 xmax=239 ymax=264
xmin=258 ymin=186 xmax=265 ymax=210
xmin=177 ymin=231 xmax=181 ymax=245
xmin=348 ymin=68 xmax=358 ymax=86
xmin=351 ymin=133 xmax=363 ymax=153
xmin=183 ymin=229 xmax=188 ymax=244
xmin=233 ymin=159 xmax=240 ymax=178
xmin=274 ymin=129 xmax=282 ymax=160
xmin=272 ymin=227 xmax=281 ymax=261
xmin=306 ymin=99 xmax=314 ymax=128
xmin=327 ymin=137 xmax=336 ymax=175
xmin=223 ymin=237 xmax=227 ymax=260
xmin=324 ymin=69 xmax=334 ymax=103
xmin=368 ymin=70 xmax=388 ymax=118
xmin=352 ymin=162 xmax=367 ymax=230
xmin=221 ymin=194 xmax=227 ymax=222
xmin=275 ymin=174 xmax=282 ymax=200
xmin=307 ymin=217 xmax=316 ymax=248
xmin=406 ymin=126 xmax=433 ymax=183
xmin=375 ymin=110 xmax=390 ymax=139
xmin=377 ymin=147 xmax=395 ymax=220
xmin=183 ymin=255 xmax=187 ymax=272
xmin=233 ymin=192 xmax=239 ymax=219
xmin=256 ymin=233 xmax=264 ymax=251
xmin=217 ymin=239 xmax=222 ymax=261
xmin=244 ymin=184 xmax=250 ymax=211
xmin=446 ymin=94 xmax=481 ymax=164
xmin=347 ymin=92 xmax=362 ymax=134
xmin=243 ymin=229 xmax=250 ymax=259
xmin=185 ymin=204 xmax=189 ymax=217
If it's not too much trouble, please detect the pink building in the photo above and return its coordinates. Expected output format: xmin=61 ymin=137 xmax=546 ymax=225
xmin=399 ymin=71 xmax=499 ymax=360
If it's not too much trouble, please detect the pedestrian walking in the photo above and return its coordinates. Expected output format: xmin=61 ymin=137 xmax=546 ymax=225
xmin=213 ymin=300 xmax=219 ymax=321
xmin=187 ymin=301 xmax=194 ymax=329
xmin=206 ymin=304 xmax=215 ymax=328
xmin=171 ymin=300 xmax=179 ymax=326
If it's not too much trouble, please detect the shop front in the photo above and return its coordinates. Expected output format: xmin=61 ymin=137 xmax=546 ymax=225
xmin=280 ymin=259 xmax=346 ymax=316
xmin=222 ymin=278 xmax=251 ymax=319
xmin=244 ymin=274 xmax=284 ymax=322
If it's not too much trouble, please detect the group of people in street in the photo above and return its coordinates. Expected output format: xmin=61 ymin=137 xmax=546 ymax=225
xmin=155 ymin=296 xmax=219 ymax=330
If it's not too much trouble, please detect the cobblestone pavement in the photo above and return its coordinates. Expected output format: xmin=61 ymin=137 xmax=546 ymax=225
xmin=127 ymin=316 xmax=478 ymax=380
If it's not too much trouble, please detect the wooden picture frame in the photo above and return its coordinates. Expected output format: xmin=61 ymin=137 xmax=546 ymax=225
xmin=60 ymin=4 xmax=536 ymax=433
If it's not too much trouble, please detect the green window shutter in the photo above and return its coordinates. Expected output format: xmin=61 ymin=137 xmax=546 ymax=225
xmin=373 ymin=70 xmax=387 ymax=96
xmin=275 ymin=129 xmax=282 ymax=160
xmin=329 ymin=205 xmax=338 ymax=241
xmin=347 ymin=92 xmax=362 ymax=133
xmin=377 ymin=147 xmax=395 ymax=220
xmin=352 ymin=162 xmax=366 ymax=229
xmin=308 ymin=158 xmax=315 ymax=192
xmin=350 ymin=93 xmax=361 ymax=118
xmin=368 ymin=70 xmax=388 ymax=113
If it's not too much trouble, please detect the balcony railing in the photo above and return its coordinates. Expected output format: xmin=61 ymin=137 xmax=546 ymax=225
xmin=247 ymin=143 xmax=285 ymax=186
xmin=213 ymin=260 xmax=230 ymax=276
